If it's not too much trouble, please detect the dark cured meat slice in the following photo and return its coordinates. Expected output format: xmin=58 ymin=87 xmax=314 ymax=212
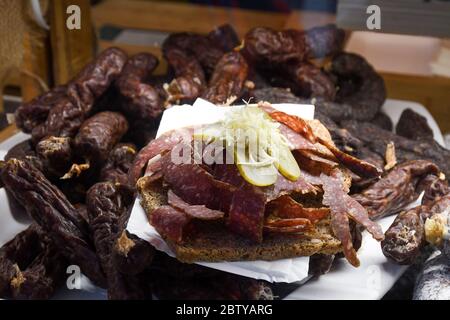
xmin=300 ymin=170 xmax=325 ymax=186
xmin=320 ymin=173 xmax=359 ymax=267
xmin=167 ymin=190 xmax=224 ymax=220
xmin=150 ymin=206 xmax=190 ymax=243
xmin=266 ymin=108 xmax=381 ymax=179
xmin=263 ymin=173 xmax=318 ymax=201
xmin=337 ymin=189 xmax=384 ymax=241
xmin=296 ymin=150 xmax=337 ymax=174
xmin=278 ymin=124 xmax=317 ymax=151
xmin=267 ymin=195 xmax=329 ymax=223
xmin=258 ymin=103 xmax=317 ymax=151
xmin=352 ymin=160 xmax=440 ymax=220
xmin=227 ymin=185 xmax=266 ymax=243
xmin=265 ymin=217 xmax=312 ymax=228
xmin=130 ymin=127 xmax=193 ymax=184
xmin=213 ymin=164 xmax=246 ymax=188
xmin=269 ymin=111 xmax=316 ymax=143
xmin=264 ymin=225 xmax=311 ymax=234
xmin=298 ymin=150 xmax=338 ymax=168
xmin=214 ymin=163 xmax=317 ymax=201
xmin=318 ymin=137 xmax=381 ymax=179
xmin=163 ymin=163 xmax=217 ymax=208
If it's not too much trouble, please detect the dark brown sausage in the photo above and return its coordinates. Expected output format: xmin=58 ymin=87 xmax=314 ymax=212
xmin=116 ymin=53 xmax=163 ymax=120
xmin=202 ymin=51 xmax=249 ymax=104
xmin=73 ymin=111 xmax=129 ymax=166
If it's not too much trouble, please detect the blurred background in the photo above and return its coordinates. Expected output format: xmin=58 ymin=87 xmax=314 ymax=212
xmin=1 ymin=0 xmax=450 ymax=143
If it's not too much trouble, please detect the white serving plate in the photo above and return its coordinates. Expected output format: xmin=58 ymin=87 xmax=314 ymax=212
xmin=0 ymin=99 xmax=444 ymax=300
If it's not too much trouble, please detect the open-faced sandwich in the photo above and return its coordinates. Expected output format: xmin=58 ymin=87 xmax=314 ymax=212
xmin=131 ymin=102 xmax=385 ymax=267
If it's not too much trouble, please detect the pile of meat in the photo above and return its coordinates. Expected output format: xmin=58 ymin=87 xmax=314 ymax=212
xmin=0 ymin=22 xmax=448 ymax=300
xmin=133 ymin=105 xmax=384 ymax=267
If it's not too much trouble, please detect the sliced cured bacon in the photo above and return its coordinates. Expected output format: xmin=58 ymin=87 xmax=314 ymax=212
xmin=267 ymin=195 xmax=329 ymax=223
xmin=227 ymin=184 xmax=266 ymax=243
xmin=167 ymin=190 xmax=224 ymax=220
xmin=130 ymin=127 xmax=194 ymax=184
xmin=150 ymin=205 xmax=190 ymax=243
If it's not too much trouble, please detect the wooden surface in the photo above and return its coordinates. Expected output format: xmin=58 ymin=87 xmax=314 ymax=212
xmin=0 ymin=124 xmax=19 ymax=144
xmin=21 ymin=31 xmax=51 ymax=102
xmin=50 ymin=0 xmax=95 ymax=84
xmin=92 ymin=0 xmax=288 ymax=38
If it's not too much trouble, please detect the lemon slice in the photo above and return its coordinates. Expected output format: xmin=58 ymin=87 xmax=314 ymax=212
xmin=235 ymin=146 xmax=278 ymax=186
xmin=273 ymin=144 xmax=301 ymax=181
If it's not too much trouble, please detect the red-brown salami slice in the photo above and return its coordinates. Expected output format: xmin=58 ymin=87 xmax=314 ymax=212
xmin=150 ymin=205 xmax=190 ymax=243
xmin=163 ymin=163 xmax=218 ymax=208
xmin=227 ymin=185 xmax=266 ymax=243
xmin=264 ymin=174 xmax=318 ymax=201
xmin=168 ymin=190 xmax=224 ymax=220
xmin=130 ymin=127 xmax=194 ymax=184
xmin=267 ymin=195 xmax=329 ymax=223
xmin=213 ymin=163 xmax=246 ymax=188
xmin=211 ymin=179 xmax=236 ymax=213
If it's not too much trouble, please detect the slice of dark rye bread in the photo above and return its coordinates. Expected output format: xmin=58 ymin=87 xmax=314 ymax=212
xmin=137 ymin=176 xmax=342 ymax=263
